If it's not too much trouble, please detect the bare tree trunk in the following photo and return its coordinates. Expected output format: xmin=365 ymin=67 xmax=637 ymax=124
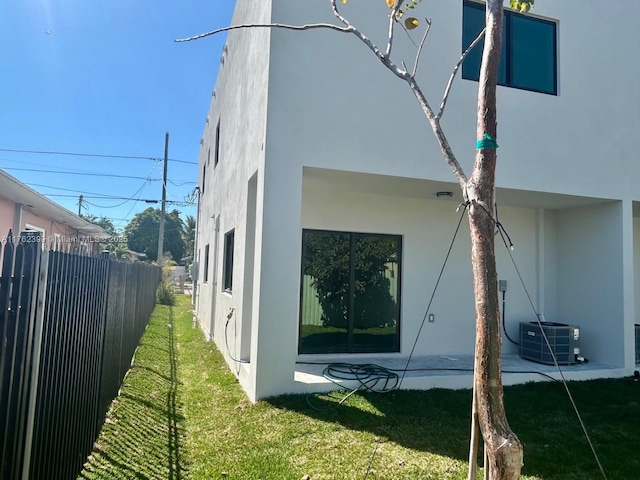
xmin=468 ymin=1 xmax=523 ymax=478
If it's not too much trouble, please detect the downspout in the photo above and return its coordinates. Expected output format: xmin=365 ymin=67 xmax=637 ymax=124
xmin=192 ymin=186 xmax=201 ymax=310
xmin=536 ymin=208 xmax=545 ymax=317
xmin=12 ymin=202 xmax=23 ymax=238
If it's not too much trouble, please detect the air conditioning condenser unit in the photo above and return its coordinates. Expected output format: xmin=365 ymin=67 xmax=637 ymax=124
xmin=519 ymin=322 xmax=580 ymax=365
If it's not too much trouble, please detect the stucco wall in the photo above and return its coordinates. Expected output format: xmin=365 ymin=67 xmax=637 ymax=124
xmin=556 ymin=202 xmax=626 ymax=366
xmin=0 ymin=199 xmax=96 ymax=253
xmin=266 ymin=0 xmax=640 ymax=199
xmin=20 ymin=210 xmax=98 ymax=253
xmin=633 ymin=214 xmax=640 ymax=364
xmin=198 ymin=0 xmax=640 ymax=399
xmin=0 ymin=200 xmax=14 ymax=241
xmin=300 ymin=170 xmax=544 ymax=358
xmin=195 ymin=0 xmax=272 ymax=399
xmin=251 ymin=0 xmax=640 ymax=398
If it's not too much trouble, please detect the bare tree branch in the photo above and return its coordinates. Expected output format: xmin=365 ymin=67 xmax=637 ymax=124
xmin=330 ymin=0 xmax=466 ymax=189
xmin=174 ymin=22 xmax=353 ymax=43
xmin=385 ymin=0 xmax=406 ymax=57
xmin=436 ymin=27 xmax=485 ymax=120
xmin=411 ymin=17 xmax=432 ymax=78
xmin=330 ymin=0 xmax=408 ymax=79
xmin=406 ymin=78 xmax=468 ymax=190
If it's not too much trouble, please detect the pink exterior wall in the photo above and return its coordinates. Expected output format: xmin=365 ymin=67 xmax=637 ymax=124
xmin=0 ymin=199 xmax=14 ymax=243
xmin=22 ymin=210 xmax=101 ymax=254
xmin=0 ymin=200 xmax=101 ymax=255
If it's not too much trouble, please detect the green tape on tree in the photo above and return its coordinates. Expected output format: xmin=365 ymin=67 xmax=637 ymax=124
xmin=476 ymin=133 xmax=499 ymax=149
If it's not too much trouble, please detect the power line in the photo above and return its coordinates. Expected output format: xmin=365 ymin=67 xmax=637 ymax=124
xmin=0 ymin=158 xmax=116 ymax=175
xmin=74 ymin=160 xmax=157 ymax=227
xmin=27 ymin=182 xmax=138 ymax=198
xmin=7 ymin=160 xmax=195 ymax=227
xmin=83 ymin=174 xmax=164 ymax=209
xmin=26 ymin=183 xmax=193 ymax=207
xmin=0 ymin=147 xmax=197 ymax=164
xmin=45 ymin=194 xmax=160 ymax=202
xmin=84 ymin=198 xmax=191 ymax=207
xmin=115 ymin=164 xmax=159 ymax=229
xmin=169 ymin=179 xmax=197 ymax=186
xmin=3 ymin=166 xmax=196 ymax=184
xmin=3 ymin=167 xmax=161 ymax=181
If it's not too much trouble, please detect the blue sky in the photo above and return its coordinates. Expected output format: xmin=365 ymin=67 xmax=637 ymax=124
xmin=0 ymin=0 xmax=234 ymax=231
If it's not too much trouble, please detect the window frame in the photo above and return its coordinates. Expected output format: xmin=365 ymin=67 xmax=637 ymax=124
xmin=202 ymin=164 xmax=206 ymax=195
xmin=214 ymin=120 xmax=221 ymax=167
xmin=298 ymin=229 xmax=402 ymax=355
xmin=222 ymin=229 xmax=234 ymax=292
xmin=24 ymin=223 xmax=46 ymax=250
xmin=203 ymin=244 xmax=210 ymax=283
xmin=462 ymin=0 xmax=558 ymax=96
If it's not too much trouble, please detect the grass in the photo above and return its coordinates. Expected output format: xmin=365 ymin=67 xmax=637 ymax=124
xmin=80 ymin=295 xmax=640 ymax=480
xmin=79 ymin=299 xmax=184 ymax=480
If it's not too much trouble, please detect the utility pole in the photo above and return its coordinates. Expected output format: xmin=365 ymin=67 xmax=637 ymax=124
xmin=77 ymin=195 xmax=83 ymax=216
xmin=157 ymin=133 xmax=169 ymax=267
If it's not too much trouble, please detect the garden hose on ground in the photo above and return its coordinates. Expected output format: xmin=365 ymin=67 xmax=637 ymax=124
xmin=323 ymin=363 xmax=399 ymax=398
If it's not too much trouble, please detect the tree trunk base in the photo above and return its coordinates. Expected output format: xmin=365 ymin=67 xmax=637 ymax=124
xmin=485 ymin=433 xmax=523 ymax=480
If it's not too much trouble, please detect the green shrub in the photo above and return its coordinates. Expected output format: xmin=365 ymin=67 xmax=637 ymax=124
xmin=156 ymin=281 xmax=176 ymax=306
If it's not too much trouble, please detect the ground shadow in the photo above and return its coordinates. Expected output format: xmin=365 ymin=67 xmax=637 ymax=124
xmin=166 ymin=306 xmax=184 ymax=480
xmin=266 ymin=377 xmax=640 ymax=479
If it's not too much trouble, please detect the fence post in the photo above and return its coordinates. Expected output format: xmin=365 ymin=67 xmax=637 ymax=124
xmin=20 ymin=251 xmax=49 ymax=480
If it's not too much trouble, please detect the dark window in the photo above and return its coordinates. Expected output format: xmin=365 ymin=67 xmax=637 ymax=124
xmin=223 ymin=229 xmax=234 ymax=292
xmin=299 ymin=230 xmax=401 ymax=354
xmin=214 ymin=120 xmax=220 ymax=167
xmin=462 ymin=0 xmax=557 ymax=95
xmin=204 ymin=244 xmax=210 ymax=282
xmin=202 ymin=164 xmax=206 ymax=194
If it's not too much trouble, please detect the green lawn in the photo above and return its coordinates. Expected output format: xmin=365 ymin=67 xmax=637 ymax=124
xmin=79 ymin=295 xmax=640 ymax=480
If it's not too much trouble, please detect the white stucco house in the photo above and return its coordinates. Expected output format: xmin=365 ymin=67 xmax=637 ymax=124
xmin=193 ymin=0 xmax=640 ymax=401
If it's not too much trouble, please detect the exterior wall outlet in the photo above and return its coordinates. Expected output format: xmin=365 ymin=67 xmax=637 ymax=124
xmin=428 ymin=313 xmax=435 ymax=323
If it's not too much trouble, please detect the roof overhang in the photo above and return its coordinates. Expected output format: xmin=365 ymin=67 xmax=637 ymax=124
xmin=0 ymin=169 xmax=109 ymax=239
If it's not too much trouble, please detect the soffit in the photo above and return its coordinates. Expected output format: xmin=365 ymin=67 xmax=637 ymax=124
xmin=302 ymin=167 xmax=612 ymax=211
xmin=0 ymin=169 xmax=108 ymax=238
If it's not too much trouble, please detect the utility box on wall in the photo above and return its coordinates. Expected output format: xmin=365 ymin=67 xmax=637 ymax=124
xmin=519 ymin=322 xmax=580 ymax=365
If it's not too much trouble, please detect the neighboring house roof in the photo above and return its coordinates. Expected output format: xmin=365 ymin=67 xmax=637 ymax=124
xmin=124 ymin=250 xmax=148 ymax=260
xmin=0 ymin=169 xmax=109 ymax=239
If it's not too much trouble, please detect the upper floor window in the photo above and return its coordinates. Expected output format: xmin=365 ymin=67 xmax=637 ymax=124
xmin=462 ymin=0 xmax=557 ymax=95
xmin=214 ymin=120 xmax=221 ymax=167
xmin=223 ymin=229 xmax=234 ymax=292
xmin=204 ymin=244 xmax=210 ymax=282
